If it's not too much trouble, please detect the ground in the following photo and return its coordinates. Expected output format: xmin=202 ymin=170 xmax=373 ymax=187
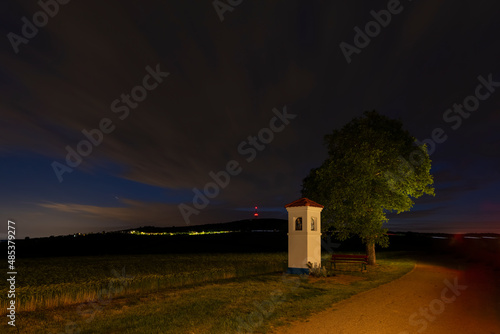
xmin=273 ymin=254 xmax=500 ymax=334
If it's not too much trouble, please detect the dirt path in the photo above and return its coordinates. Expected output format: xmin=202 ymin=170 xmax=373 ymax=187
xmin=273 ymin=256 xmax=500 ymax=334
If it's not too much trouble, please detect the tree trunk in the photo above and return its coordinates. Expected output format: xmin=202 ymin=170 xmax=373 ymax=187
xmin=366 ymin=242 xmax=376 ymax=265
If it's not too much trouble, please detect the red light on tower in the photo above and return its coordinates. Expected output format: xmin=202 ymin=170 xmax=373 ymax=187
xmin=254 ymin=206 xmax=259 ymax=218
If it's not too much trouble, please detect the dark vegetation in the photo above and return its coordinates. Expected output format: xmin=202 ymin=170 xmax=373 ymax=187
xmin=4 ymin=218 xmax=499 ymax=265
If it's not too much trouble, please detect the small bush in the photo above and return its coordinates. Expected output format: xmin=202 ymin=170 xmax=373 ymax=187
xmin=306 ymin=262 xmax=328 ymax=277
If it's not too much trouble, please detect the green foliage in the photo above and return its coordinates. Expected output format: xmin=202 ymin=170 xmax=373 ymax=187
xmin=306 ymin=262 xmax=328 ymax=277
xmin=302 ymin=111 xmax=434 ymax=247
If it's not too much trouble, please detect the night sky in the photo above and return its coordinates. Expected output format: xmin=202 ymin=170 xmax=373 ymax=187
xmin=1 ymin=0 xmax=499 ymax=239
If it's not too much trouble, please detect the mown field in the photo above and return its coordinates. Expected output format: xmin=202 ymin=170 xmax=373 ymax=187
xmin=1 ymin=253 xmax=287 ymax=314
xmin=1 ymin=252 xmax=416 ymax=333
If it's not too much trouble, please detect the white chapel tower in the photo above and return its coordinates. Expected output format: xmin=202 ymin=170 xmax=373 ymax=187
xmin=284 ymin=198 xmax=324 ymax=274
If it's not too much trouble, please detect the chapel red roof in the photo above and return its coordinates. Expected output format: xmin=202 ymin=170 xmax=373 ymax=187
xmin=284 ymin=197 xmax=324 ymax=208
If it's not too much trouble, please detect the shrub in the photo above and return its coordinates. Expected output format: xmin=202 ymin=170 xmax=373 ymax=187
xmin=306 ymin=262 xmax=328 ymax=277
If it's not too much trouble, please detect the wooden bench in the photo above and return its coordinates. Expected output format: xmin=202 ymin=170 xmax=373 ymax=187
xmin=328 ymin=254 xmax=368 ymax=271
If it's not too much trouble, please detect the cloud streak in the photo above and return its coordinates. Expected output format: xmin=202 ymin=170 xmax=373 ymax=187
xmin=1 ymin=0 xmax=500 ymax=237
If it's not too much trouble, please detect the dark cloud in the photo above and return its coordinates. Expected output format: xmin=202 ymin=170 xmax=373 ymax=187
xmin=2 ymin=0 xmax=500 ymax=237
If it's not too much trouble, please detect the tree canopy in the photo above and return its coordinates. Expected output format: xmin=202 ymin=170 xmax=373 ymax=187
xmin=302 ymin=111 xmax=434 ymax=263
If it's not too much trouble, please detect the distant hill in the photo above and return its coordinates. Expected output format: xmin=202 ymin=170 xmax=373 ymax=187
xmin=3 ymin=217 xmax=498 ymax=258
xmin=3 ymin=219 xmax=289 ymax=258
xmin=127 ymin=218 xmax=288 ymax=233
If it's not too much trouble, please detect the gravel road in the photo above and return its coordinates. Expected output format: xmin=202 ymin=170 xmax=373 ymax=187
xmin=273 ymin=255 xmax=500 ymax=334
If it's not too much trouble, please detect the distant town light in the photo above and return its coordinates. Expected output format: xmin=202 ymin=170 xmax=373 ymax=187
xmin=128 ymin=230 xmax=232 ymax=236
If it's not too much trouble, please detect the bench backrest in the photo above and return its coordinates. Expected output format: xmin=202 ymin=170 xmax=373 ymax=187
xmin=331 ymin=254 xmax=368 ymax=260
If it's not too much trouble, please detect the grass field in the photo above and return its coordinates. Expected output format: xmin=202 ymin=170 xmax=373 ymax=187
xmin=1 ymin=253 xmax=287 ymax=314
xmin=1 ymin=252 xmax=415 ymax=333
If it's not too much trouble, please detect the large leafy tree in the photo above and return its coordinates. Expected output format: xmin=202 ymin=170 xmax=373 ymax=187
xmin=302 ymin=111 xmax=434 ymax=265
